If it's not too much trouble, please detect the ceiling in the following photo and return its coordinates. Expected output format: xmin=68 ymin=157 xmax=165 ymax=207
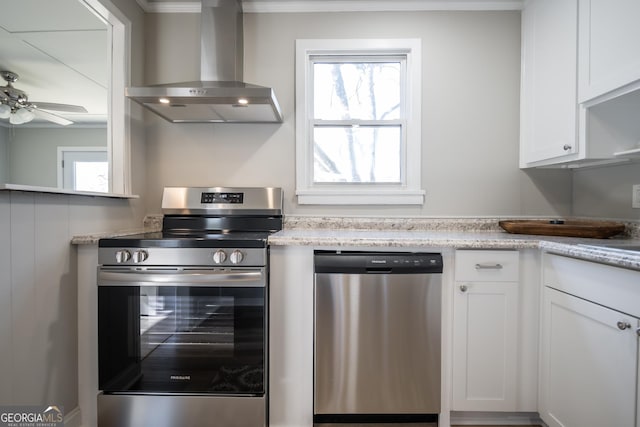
xmin=0 ymin=0 xmax=108 ymax=126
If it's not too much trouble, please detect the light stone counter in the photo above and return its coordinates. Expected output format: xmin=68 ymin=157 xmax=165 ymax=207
xmin=71 ymin=213 xmax=640 ymax=270
xmin=268 ymin=229 xmax=543 ymax=248
xmin=540 ymin=240 xmax=640 ymax=271
xmin=70 ymin=215 xmax=162 ymax=245
xmin=268 ymin=228 xmax=640 ymax=271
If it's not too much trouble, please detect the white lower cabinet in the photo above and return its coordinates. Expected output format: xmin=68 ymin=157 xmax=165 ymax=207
xmin=452 ymin=250 xmax=520 ymax=411
xmin=540 ymin=287 xmax=638 ymax=427
xmin=541 ymin=254 xmax=640 ymax=427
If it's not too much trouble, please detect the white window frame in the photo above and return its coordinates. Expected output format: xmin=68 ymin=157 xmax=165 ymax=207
xmin=57 ymin=146 xmax=109 ymax=191
xmin=295 ymin=38 xmax=424 ymax=205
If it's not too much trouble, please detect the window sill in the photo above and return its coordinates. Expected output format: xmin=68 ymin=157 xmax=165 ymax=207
xmin=0 ymin=184 xmax=139 ymax=199
xmin=296 ymin=189 xmax=425 ymax=205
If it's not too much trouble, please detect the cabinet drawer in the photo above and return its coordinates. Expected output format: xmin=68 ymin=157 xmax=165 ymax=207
xmin=543 ymin=253 xmax=640 ymax=317
xmin=455 ymin=250 xmax=519 ymax=282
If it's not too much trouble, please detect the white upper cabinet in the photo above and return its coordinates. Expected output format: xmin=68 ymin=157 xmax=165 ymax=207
xmin=578 ymin=0 xmax=640 ymax=103
xmin=520 ymin=0 xmax=640 ymax=167
xmin=520 ymin=0 xmax=581 ymax=167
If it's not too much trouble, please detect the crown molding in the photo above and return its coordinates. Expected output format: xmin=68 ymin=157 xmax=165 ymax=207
xmin=135 ymin=0 xmax=200 ymax=13
xmin=136 ymin=0 xmax=523 ymax=14
xmin=243 ymin=0 xmax=524 ymax=13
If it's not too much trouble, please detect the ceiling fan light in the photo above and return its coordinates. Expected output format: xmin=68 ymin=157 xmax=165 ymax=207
xmin=9 ymin=113 xmax=25 ymax=125
xmin=15 ymin=107 xmax=34 ymax=123
xmin=0 ymin=104 xmax=10 ymax=119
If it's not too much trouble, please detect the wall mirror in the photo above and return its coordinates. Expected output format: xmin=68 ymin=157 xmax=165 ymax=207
xmin=0 ymin=0 xmax=130 ymax=195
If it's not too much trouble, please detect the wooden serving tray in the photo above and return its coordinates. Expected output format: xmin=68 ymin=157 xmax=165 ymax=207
xmin=498 ymin=220 xmax=625 ymax=239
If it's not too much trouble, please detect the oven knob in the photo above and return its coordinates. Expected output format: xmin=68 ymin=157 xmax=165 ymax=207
xmin=230 ymin=250 xmax=244 ymax=264
xmin=213 ymin=250 xmax=227 ymax=264
xmin=133 ymin=250 xmax=148 ymax=263
xmin=115 ymin=250 xmax=131 ymax=263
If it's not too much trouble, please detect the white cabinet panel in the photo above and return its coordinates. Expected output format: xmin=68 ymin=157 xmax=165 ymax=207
xmin=578 ymin=0 xmax=640 ymax=102
xmin=540 ymin=287 xmax=638 ymax=427
xmin=452 ymin=250 xmax=520 ymax=412
xmin=452 ymin=281 xmax=519 ymax=411
xmin=520 ymin=0 xmax=580 ymax=166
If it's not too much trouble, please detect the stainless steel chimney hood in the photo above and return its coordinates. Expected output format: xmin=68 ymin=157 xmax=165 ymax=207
xmin=126 ymin=0 xmax=282 ymax=123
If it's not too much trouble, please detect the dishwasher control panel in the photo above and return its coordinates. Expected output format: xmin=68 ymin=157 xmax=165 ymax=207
xmin=314 ymin=251 xmax=443 ymax=274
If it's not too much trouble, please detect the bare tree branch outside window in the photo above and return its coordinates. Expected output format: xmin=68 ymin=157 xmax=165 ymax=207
xmin=313 ymin=60 xmax=401 ymax=184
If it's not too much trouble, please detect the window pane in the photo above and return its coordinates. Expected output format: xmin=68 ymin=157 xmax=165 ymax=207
xmin=313 ymin=126 xmax=401 ymax=183
xmin=313 ymin=61 xmax=401 ymax=120
xmin=74 ymin=161 xmax=109 ymax=192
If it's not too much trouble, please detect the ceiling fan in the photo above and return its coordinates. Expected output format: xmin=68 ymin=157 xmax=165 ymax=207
xmin=0 ymin=70 xmax=88 ymax=126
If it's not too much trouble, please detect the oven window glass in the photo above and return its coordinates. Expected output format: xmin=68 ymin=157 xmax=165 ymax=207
xmin=98 ymin=285 xmax=265 ymax=395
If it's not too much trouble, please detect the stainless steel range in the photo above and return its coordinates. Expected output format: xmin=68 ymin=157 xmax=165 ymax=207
xmin=96 ymin=187 xmax=283 ymax=427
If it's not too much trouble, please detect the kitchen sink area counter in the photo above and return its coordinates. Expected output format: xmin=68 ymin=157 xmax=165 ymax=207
xmin=269 ymin=217 xmax=640 ymax=271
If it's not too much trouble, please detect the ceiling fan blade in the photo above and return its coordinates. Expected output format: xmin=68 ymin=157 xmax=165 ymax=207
xmin=31 ymin=102 xmax=88 ymax=113
xmin=32 ymin=108 xmax=73 ymax=126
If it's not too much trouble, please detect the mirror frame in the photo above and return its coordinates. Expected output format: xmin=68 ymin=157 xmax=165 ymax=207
xmin=83 ymin=0 xmax=131 ymax=196
xmin=0 ymin=0 xmax=133 ymax=197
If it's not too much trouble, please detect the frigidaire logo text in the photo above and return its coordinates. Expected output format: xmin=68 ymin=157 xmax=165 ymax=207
xmin=170 ymin=375 xmax=191 ymax=381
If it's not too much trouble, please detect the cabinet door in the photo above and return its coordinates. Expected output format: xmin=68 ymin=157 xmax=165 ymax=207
xmin=578 ymin=0 xmax=640 ymax=102
xmin=520 ymin=0 xmax=580 ymax=166
xmin=452 ymin=281 xmax=519 ymax=411
xmin=540 ymin=287 xmax=638 ymax=427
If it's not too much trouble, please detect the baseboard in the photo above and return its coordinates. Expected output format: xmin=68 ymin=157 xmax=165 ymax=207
xmin=64 ymin=407 xmax=81 ymax=427
xmin=450 ymin=411 xmax=547 ymax=426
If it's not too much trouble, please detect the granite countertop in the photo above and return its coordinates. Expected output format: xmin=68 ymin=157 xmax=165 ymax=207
xmin=72 ymin=214 xmax=640 ymax=271
xmin=268 ymin=229 xmax=544 ymax=248
xmin=268 ymin=217 xmax=640 ymax=271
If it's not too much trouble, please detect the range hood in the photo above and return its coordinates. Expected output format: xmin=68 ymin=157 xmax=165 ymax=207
xmin=126 ymin=0 xmax=282 ymax=123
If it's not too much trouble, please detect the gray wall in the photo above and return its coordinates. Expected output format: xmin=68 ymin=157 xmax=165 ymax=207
xmin=573 ymin=163 xmax=640 ymax=219
xmin=6 ymin=127 xmax=106 ymax=188
xmin=143 ymin=11 xmax=573 ymax=217
xmin=0 ymin=127 xmax=6 ymax=183
xmin=0 ymin=0 xmax=146 ymax=419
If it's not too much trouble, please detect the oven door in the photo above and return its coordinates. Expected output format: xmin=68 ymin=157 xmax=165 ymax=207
xmin=97 ymin=267 xmax=266 ymax=396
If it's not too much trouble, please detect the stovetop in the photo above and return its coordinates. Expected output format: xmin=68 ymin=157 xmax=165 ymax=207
xmin=98 ymin=187 xmax=283 ymax=266
xmin=98 ymin=231 xmax=271 ymax=249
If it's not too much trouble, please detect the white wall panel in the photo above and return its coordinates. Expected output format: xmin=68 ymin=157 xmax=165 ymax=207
xmin=9 ymin=191 xmax=37 ymax=404
xmin=34 ymin=194 xmax=76 ymax=409
xmin=0 ymin=189 xmax=144 ymax=413
xmin=0 ymin=192 xmax=12 ymax=403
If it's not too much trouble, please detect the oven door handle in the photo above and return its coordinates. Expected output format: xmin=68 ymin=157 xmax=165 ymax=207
xmin=97 ymin=269 xmax=265 ymax=287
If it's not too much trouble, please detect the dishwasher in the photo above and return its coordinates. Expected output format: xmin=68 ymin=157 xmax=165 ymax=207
xmin=313 ymin=251 xmax=443 ymax=426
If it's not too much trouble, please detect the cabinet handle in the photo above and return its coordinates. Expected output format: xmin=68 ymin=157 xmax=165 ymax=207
xmin=475 ymin=263 xmax=503 ymax=270
xmin=617 ymin=321 xmax=632 ymax=330
xmin=563 ymin=144 xmax=572 ymax=151
xmin=460 ymin=285 xmax=468 ymax=292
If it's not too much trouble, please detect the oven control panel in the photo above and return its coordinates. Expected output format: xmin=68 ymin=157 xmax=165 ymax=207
xmin=99 ymin=247 xmax=265 ymax=267
xmin=200 ymin=192 xmax=244 ymax=204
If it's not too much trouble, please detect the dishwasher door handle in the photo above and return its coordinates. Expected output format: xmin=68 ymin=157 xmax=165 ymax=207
xmin=365 ymin=268 xmax=393 ymax=274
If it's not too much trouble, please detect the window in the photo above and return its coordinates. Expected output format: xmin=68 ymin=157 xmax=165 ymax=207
xmin=57 ymin=147 xmax=109 ymax=193
xmin=295 ymin=39 xmax=424 ymax=205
